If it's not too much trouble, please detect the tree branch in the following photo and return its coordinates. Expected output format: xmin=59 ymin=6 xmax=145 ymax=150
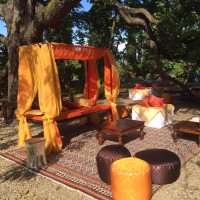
xmin=92 ymin=0 xmax=159 ymax=25
xmin=0 ymin=2 xmax=7 ymax=18
xmin=113 ymin=1 xmax=159 ymax=25
xmin=36 ymin=0 xmax=81 ymax=29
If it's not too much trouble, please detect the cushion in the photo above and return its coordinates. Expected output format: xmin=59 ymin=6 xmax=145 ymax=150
xmin=137 ymin=98 xmax=150 ymax=107
xmin=74 ymin=98 xmax=91 ymax=107
xmin=133 ymin=83 xmax=146 ymax=90
xmin=62 ymin=106 xmax=70 ymax=111
xmin=148 ymin=94 xmax=164 ymax=108
xmin=62 ymin=100 xmax=82 ymax=110
xmin=25 ymin=109 xmax=44 ymax=116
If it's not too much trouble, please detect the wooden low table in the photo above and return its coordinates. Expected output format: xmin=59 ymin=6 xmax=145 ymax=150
xmin=98 ymin=118 xmax=145 ymax=145
xmin=172 ymin=121 xmax=200 ymax=146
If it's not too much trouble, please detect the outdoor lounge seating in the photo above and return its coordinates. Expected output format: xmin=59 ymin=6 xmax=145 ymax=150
xmin=110 ymin=157 xmax=152 ymax=200
xmin=131 ymin=94 xmax=174 ymax=128
xmin=25 ymin=104 xmax=112 ymax=123
xmin=135 ymin=148 xmax=181 ymax=185
xmin=96 ymin=145 xmax=131 ymax=184
xmin=132 ymin=104 xmax=174 ymax=128
xmin=16 ymin=43 xmax=120 ymax=154
xmin=25 ymin=138 xmax=47 ymax=169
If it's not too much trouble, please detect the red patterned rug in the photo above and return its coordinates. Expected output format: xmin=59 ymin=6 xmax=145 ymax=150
xmin=1 ymin=123 xmax=200 ymax=200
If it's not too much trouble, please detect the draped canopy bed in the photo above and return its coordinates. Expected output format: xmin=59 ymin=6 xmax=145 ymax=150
xmin=15 ymin=42 xmax=120 ymax=154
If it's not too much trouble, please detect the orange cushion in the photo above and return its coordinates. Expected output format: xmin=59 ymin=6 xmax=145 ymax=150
xmin=74 ymin=98 xmax=91 ymax=107
xmin=147 ymin=94 xmax=164 ymax=108
xmin=25 ymin=109 xmax=44 ymax=116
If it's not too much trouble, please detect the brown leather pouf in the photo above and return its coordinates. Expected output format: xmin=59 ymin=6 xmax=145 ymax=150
xmin=135 ymin=148 xmax=181 ymax=185
xmin=96 ymin=145 xmax=131 ymax=185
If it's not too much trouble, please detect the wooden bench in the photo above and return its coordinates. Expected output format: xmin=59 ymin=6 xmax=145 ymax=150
xmin=26 ymin=104 xmax=112 ymax=124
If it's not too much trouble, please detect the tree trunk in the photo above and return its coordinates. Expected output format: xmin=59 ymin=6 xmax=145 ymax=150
xmin=0 ymin=0 xmax=81 ymax=121
xmin=7 ymin=43 xmax=19 ymax=120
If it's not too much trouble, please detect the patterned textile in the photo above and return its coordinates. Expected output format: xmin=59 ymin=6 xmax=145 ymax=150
xmin=1 ymin=123 xmax=200 ymax=200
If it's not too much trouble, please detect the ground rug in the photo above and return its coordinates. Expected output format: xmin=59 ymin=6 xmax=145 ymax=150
xmin=1 ymin=123 xmax=200 ymax=200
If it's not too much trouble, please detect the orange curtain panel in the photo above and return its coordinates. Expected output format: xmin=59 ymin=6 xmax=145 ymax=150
xmin=104 ymin=50 xmax=120 ymax=102
xmin=84 ymin=60 xmax=100 ymax=104
xmin=15 ymin=45 xmax=37 ymax=146
xmin=35 ymin=44 xmax=62 ymax=154
xmin=16 ymin=43 xmax=62 ymax=154
xmin=104 ymin=50 xmax=120 ymax=120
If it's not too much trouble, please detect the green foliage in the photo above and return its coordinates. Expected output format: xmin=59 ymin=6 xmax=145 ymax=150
xmin=163 ymin=60 xmax=185 ymax=80
xmin=0 ymin=0 xmax=7 ymax=3
xmin=118 ymin=0 xmax=200 ymax=83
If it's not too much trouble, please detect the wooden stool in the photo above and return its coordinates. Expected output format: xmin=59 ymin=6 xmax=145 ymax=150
xmin=111 ymin=157 xmax=152 ymax=200
xmin=25 ymin=138 xmax=47 ymax=169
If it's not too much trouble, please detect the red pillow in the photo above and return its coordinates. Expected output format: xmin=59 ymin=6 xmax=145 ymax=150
xmin=147 ymin=94 xmax=164 ymax=107
xmin=137 ymin=98 xmax=150 ymax=107
xmin=133 ymin=83 xmax=146 ymax=90
xmin=62 ymin=101 xmax=82 ymax=110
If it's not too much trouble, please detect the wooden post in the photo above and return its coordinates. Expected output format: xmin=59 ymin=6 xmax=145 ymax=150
xmin=25 ymin=138 xmax=47 ymax=169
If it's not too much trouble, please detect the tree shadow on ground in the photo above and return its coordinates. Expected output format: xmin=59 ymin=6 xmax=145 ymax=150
xmin=1 ymin=164 xmax=37 ymax=183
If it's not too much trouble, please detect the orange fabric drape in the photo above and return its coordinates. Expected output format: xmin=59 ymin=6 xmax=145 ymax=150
xmin=104 ymin=50 xmax=120 ymax=120
xmin=52 ymin=43 xmax=105 ymax=60
xmin=83 ymin=60 xmax=100 ymax=104
xmin=104 ymin=50 xmax=120 ymax=102
xmin=35 ymin=44 xmax=62 ymax=154
xmin=16 ymin=43 xmax=62 ymax=154
xmin=15 ymin=45 xmax=37 ymax=146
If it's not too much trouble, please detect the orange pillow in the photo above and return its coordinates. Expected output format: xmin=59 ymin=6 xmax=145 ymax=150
xmin=147 ymin=94 xmax=164 ymax=107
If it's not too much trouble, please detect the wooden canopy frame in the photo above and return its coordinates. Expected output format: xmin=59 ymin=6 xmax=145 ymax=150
xmin=15 ymin=42 xmax=120 ymax=154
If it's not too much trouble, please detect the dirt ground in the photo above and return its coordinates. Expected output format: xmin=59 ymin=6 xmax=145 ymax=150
xmin=1 ymin=99 xmax=200 ymax=200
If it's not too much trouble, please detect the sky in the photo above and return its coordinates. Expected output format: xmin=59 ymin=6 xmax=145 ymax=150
xmin=0 ymin=0 xmax=91 ymax=37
